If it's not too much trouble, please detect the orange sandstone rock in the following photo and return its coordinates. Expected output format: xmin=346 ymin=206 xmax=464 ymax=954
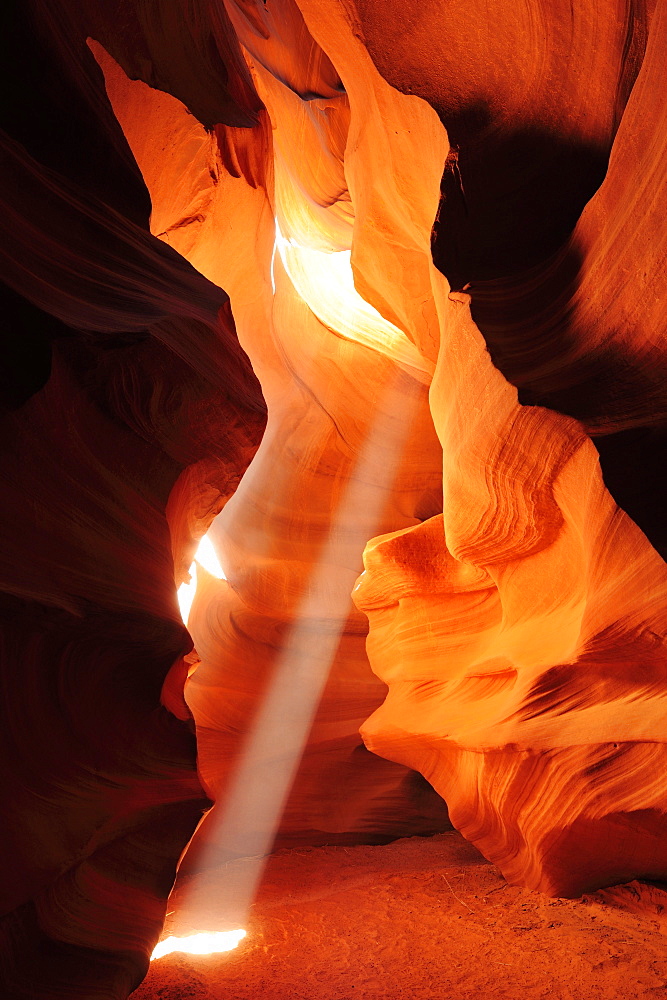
xmin=2 ymin=0 xmax=667 ymax=996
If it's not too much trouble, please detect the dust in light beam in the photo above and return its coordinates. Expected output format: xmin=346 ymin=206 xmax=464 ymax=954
xmin=164 ymin=216 xmax=426 ymax=960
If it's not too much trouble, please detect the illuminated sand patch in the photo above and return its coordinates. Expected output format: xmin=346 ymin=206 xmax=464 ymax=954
xmin=135 ymin=837 xmax=667 ymax=1000
xmin=151 ymin=929 xmax=246 ymax=961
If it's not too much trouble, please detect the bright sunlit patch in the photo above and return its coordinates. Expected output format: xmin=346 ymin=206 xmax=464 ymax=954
xmin=176 ymin=534 xmax=226 ymax=626
xmin=177 ymin=563 xmax=197 ymax=626
xmin=150 ymin=929 xmax=246 ymax=961
xmin=273 ymin=220 xmax=433 ymax=380
xmin=195 ymin=533 xmax=226 ymax=579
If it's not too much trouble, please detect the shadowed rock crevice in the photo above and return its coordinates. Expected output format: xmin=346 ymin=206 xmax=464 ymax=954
xmin=433 ymin=119 xmax=610 ymax=289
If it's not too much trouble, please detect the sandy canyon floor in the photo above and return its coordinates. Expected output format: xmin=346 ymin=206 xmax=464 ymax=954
xmin=134 ymin=833 xmax=667 ymax=999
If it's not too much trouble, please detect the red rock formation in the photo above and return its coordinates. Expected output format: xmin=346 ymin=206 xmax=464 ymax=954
xmin=1 ymin=0 xmax=667 ymax=996
xmin=356 ymin=301 xmax=667 ymax=894
xmin=0 ymin=5 xmax=265 ymax=995
xmin=91 ymin=26 xmax=450 ymax=873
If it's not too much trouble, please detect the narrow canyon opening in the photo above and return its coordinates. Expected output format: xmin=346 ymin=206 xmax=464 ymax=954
xmin=2 ymin=1 xmax=667 ymax=998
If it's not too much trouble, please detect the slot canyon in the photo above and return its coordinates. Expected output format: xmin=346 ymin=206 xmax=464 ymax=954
xmin=2 ymin=0 xmax=667 ymax=996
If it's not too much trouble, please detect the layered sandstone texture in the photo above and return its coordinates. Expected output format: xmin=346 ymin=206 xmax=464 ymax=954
xmin=1 ymin=0 xmax=666 ymax=997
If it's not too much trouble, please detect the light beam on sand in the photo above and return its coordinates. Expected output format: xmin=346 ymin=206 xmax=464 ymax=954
xmin=175 ymin=218 xmax=428 ymax=936
xmin=151 ymin=930 xmax=246 ymax=961
xmin=182 ymin=384 xmax=419 ymax=928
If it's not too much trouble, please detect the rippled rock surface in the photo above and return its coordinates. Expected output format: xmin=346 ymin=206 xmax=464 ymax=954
xmin=1 ymin=0 xmax=666 ymax=995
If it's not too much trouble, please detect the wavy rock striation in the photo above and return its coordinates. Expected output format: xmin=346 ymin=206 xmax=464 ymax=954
xmin=1 ymin=0 xmax=667 ymax=996
xmin=0 ymin=3 xmax=264 ymax=996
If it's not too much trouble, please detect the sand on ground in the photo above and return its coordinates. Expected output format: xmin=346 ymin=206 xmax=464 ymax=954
xmin=133 ymin=833 xmax=667 ymax=999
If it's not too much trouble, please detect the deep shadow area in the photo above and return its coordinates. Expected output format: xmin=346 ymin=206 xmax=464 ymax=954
xmin=430 ymin=107 xmax=667 ymax=561
xmin=431 ymin=110 xmax=610 ymax=289
xmin=0 ymin=283 xmax=63 ymax=413
xmin=476 ymin=253 xmax=667 ymax=559
xmin=0 ymin=2 xmax=150 ymax=226
xmin=466 ymin=238 xmax=667 ymax=560
xmin=593 ymin=426 xmax=667 ymax=558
